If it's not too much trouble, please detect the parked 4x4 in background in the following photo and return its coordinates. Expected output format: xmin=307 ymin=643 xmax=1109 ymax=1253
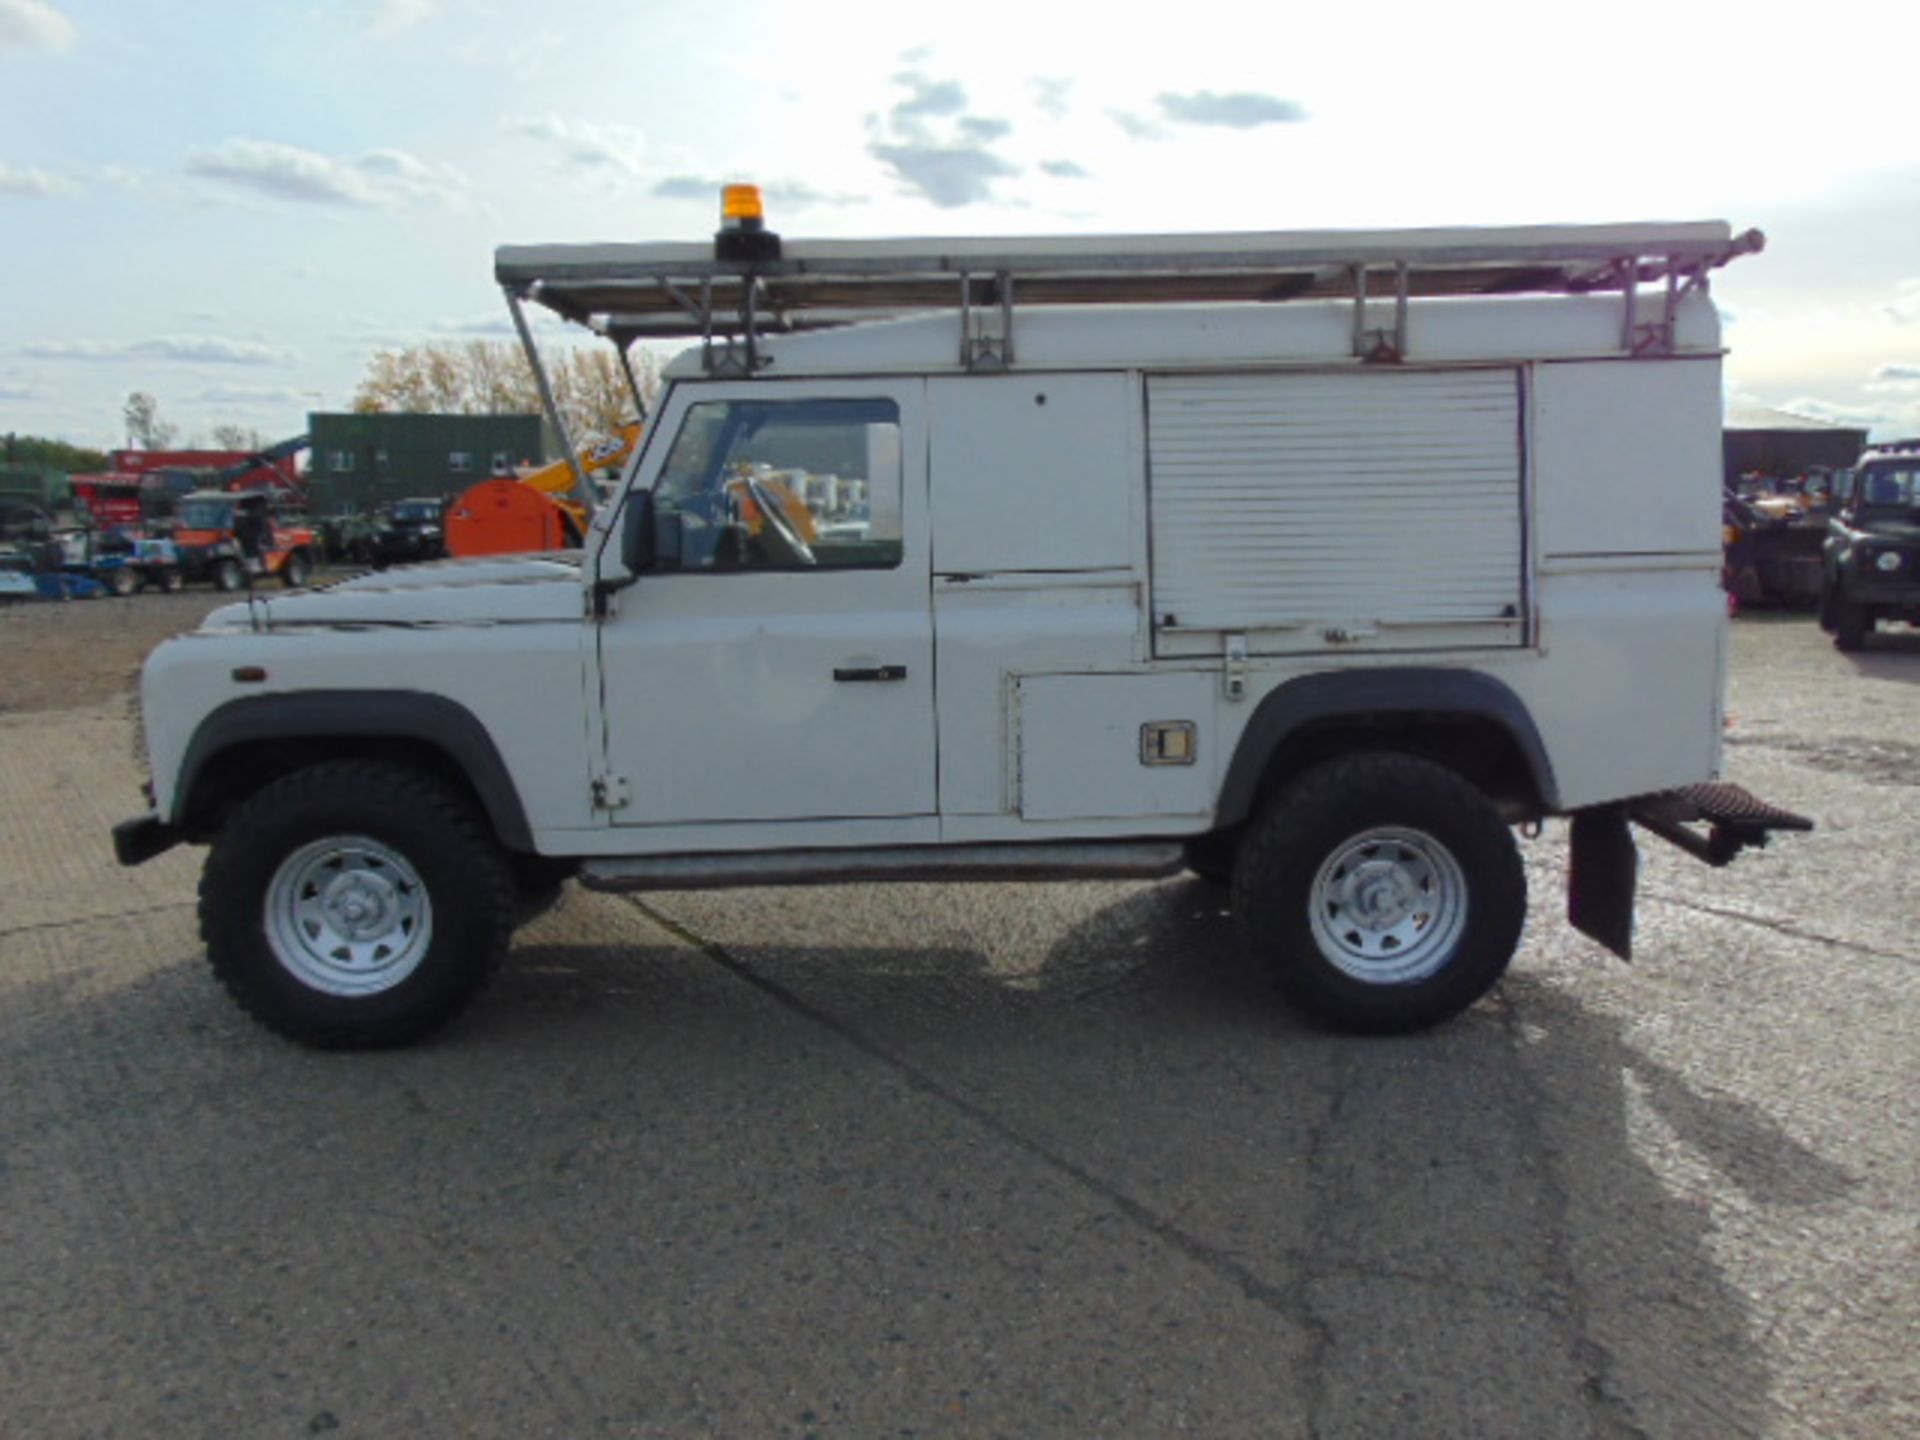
xmin=368 ymin=498 xmax=447 ymax=569
xmin=1819 ymin=441 xmax=1920 ymax=650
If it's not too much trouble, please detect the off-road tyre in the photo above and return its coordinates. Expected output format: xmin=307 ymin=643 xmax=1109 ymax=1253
xmin=280 ymin=549 xmax=311 ymax=589
xmin=199 ymin=761 xmax=515 ymax=1049
xmin=1831 ymin=593 xmax=1872 ymax=652
xmin=212 ymin=557 xmax=245 ymax=592
xmin=1232 ymin=753 xmax=1526 ymax=1034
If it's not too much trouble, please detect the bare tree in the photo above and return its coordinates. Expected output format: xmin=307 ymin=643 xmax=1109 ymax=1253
xmin=351 ymin=341 xmax=657 ymax=443
xmin=122 ymin=391 xmax=178 ymax=450
xmin=210 ymin=424 xmax=266 ymax=451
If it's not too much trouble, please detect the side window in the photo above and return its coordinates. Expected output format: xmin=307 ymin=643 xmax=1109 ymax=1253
xmin=652 ymin=398 xmax=903 ymax=572
xmin=449 ymin=451 xmax=473 ymax=474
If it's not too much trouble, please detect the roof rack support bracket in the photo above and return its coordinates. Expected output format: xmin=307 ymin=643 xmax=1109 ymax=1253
xmin=960 ymin=271 xmax=1015 ymax=372
xmin=504 ymin=285 xmax=595 ymax=521
xmin=1351 ymin=262 xmax=1409 ymax=363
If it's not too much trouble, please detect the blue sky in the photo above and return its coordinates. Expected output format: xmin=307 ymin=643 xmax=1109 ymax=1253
xmin=4 ymin=0 xmax=1918 ymax=450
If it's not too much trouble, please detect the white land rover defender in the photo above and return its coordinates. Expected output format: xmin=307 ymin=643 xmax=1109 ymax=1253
xmin=116 ymin=194 xmax=1810 ymax=1047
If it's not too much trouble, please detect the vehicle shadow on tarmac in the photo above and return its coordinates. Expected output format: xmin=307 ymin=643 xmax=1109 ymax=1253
xmin=0 ymin=883 xmax=1856 ymax=1436
xmin=1841 ymin=629 xmax=1920 ymax=680
xmin=479 ymin=881 xmax=1852 ymax=1433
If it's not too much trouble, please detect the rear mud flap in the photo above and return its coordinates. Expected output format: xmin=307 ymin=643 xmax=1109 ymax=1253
xmin=1567 ymin=783 xmax=1813 ymax=963
xmin=1569 ymin=806 xmax=1637 ymax=961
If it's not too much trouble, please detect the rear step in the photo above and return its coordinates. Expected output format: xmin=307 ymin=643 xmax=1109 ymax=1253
xmin=1569 ymin=782 xmax=1813 ymax=961
xmin=1630 ymin=781 xmax=1814 ymax=867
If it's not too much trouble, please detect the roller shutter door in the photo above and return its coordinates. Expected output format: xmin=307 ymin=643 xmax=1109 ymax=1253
xmin=1147 ymin=369 xmax=1525 ymax=652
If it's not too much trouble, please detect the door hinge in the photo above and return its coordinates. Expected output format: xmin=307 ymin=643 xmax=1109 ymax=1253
xmin=1223 ymin=633 xmax=1249 ymax=703
xmin=591 ymin=773 xmax=630 ymax=811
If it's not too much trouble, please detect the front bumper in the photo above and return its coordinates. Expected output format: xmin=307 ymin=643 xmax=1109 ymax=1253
xmin=1841 ymin=575 xmax=1920 ymax=608
xmin=113 ymin=814 xmax=182 ymax=866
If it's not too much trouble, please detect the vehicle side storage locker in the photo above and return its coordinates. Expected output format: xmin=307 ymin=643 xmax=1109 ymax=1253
xmin=1146 ymin=369 xmax=1528 ymax=656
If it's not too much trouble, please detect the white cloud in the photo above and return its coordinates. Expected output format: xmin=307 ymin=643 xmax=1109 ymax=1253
xmin=0 ymin=379 xmax=51 ymax=401
xmin=0 ymin=160 xmax=77 ymax=196
xmin=184 ymin=139 xmax=472 ymax=210
xmin=0 ymin=0 xmax=73 ymax=54
xmin=1157 ymin=90 xmax=1308 ymax=128
xmin=1886 ymin=281 xmax=1920 ymax=326
xmin=23 ymin=335 xmax=297 ymax=366
xmin=190 ymin=385 xmax=316 ymax=406
xmin=362 ymin=0 xmax=436 ymax=36
xmin=868 ymin=66 xmax=1020 ymax=208
xmin=651 ymin=175 xmax=865 ymax=210
xmin=1776 ymin=394 xmax=1920 ymax=440
xmin=1108 ymin=109 xmax=1167 ymax=143
xmin=511 ymin=114 xmax=648 ymax=180
xmin=1031 ymin=77 xmax=1072 ymax=122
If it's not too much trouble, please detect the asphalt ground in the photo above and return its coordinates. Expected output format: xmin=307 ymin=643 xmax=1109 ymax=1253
xmin=0 ymin=602 xmax=1914 ymax=1438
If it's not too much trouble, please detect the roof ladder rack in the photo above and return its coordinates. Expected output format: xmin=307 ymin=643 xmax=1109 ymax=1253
xmin=497 ymin=221 xmax=1766 ymax=379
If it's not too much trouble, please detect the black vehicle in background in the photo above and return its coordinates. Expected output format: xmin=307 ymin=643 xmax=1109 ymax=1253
xmin=1820 ymin=442 xmax=1920 ymax=650
xmin=367 ymin=499 xmax=446 ymax=569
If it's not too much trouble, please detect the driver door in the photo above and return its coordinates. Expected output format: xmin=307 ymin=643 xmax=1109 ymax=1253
xmin=596 ymin=378 xmax=935 ymax=830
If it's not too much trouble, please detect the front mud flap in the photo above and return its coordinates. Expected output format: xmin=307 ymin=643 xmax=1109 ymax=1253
xmin=1569 ymin=805 xmax=1637 ymax=961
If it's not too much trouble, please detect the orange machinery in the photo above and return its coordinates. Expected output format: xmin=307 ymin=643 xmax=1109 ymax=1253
xmin=445 ymin=423 xmax=642 ymax=557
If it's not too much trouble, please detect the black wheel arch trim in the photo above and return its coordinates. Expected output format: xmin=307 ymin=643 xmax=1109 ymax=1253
xmin=173 ymin=690 xmax=535 ymax=852
xmin=1214 ymin=668 xmax=1560 ymax=827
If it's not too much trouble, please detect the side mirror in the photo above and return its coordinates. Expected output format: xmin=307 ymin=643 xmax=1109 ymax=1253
xmin=621 ymin=489 xmax=657 ymax=575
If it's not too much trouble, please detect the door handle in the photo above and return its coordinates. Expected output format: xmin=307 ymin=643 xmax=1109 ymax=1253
xmin=833 ymin=664 xmax=908 ymax=682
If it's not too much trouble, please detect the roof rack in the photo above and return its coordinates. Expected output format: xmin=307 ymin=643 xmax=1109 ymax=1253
xmin=497 ymin=220 xmax=1763 ymax=377
xmin=493 ymin=219 xmax=1763 ymax=522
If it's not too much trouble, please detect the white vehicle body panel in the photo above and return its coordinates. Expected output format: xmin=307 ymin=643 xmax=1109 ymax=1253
xmin=138 ymin=283 xmax=1735 ymax=856
xmin=597 ymin=377 xmax=937 ymax=830
xmin=928 ymin=374 xmax=1134 ymax=575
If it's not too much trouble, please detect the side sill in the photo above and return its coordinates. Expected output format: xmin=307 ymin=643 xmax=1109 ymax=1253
xmin=580 ymin=840 xmax=1186 ymax=892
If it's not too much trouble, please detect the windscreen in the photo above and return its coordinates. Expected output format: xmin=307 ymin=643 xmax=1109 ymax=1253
xmin=176 ymin=498 xmax=233 ymax=530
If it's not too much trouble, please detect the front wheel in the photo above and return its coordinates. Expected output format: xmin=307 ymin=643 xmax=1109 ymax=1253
xmin=1233 ymin=753 xmax=1526 ymax=1034
xmin=1831 ymin=592 xmax=1872 ymax=652
xmin=105 ymin=565 xmax=137 ymax=597
xmin=212 ymin=557 xmax=245 ymax=592
xmin=280 ymin=549 xmax=311 ymax=588
xmin=199 ymin=762 xmax=515 ymax=1048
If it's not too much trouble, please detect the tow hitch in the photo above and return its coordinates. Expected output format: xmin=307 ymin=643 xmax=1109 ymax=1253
xmin=1569 ymin=782 xmax=1813 ymax=960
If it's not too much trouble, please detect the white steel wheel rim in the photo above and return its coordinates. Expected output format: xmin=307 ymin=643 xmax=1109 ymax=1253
xmin=265 ymin=835 xmax=433 ymax=996
xmin=1308 ymin=826 xmax=1468 ymax=985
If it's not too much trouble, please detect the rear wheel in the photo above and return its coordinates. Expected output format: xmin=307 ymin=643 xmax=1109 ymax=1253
xmin=1233 ymin=753 xmax=1526 ymax=1033
xmin=280 ymin=549 xmax=311 ymax=588
xmin=199 ymin=762 xmax=514 ymax=1048
xmin=105 ymin=565 xmax=137 ymax=597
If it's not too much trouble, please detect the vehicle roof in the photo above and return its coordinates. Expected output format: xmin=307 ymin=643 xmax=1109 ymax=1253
xmin=1860 ymin=441 xmax=1920 ymax=466
xmin=656 ymin=290 xmax=1725 ymax=381
xmin=498 ymin=219 xmax=1758 ymax=338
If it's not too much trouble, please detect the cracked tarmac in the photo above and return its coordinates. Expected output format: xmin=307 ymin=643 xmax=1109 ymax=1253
xmin=0 ymin=609 xmax=1915 ymax=1437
